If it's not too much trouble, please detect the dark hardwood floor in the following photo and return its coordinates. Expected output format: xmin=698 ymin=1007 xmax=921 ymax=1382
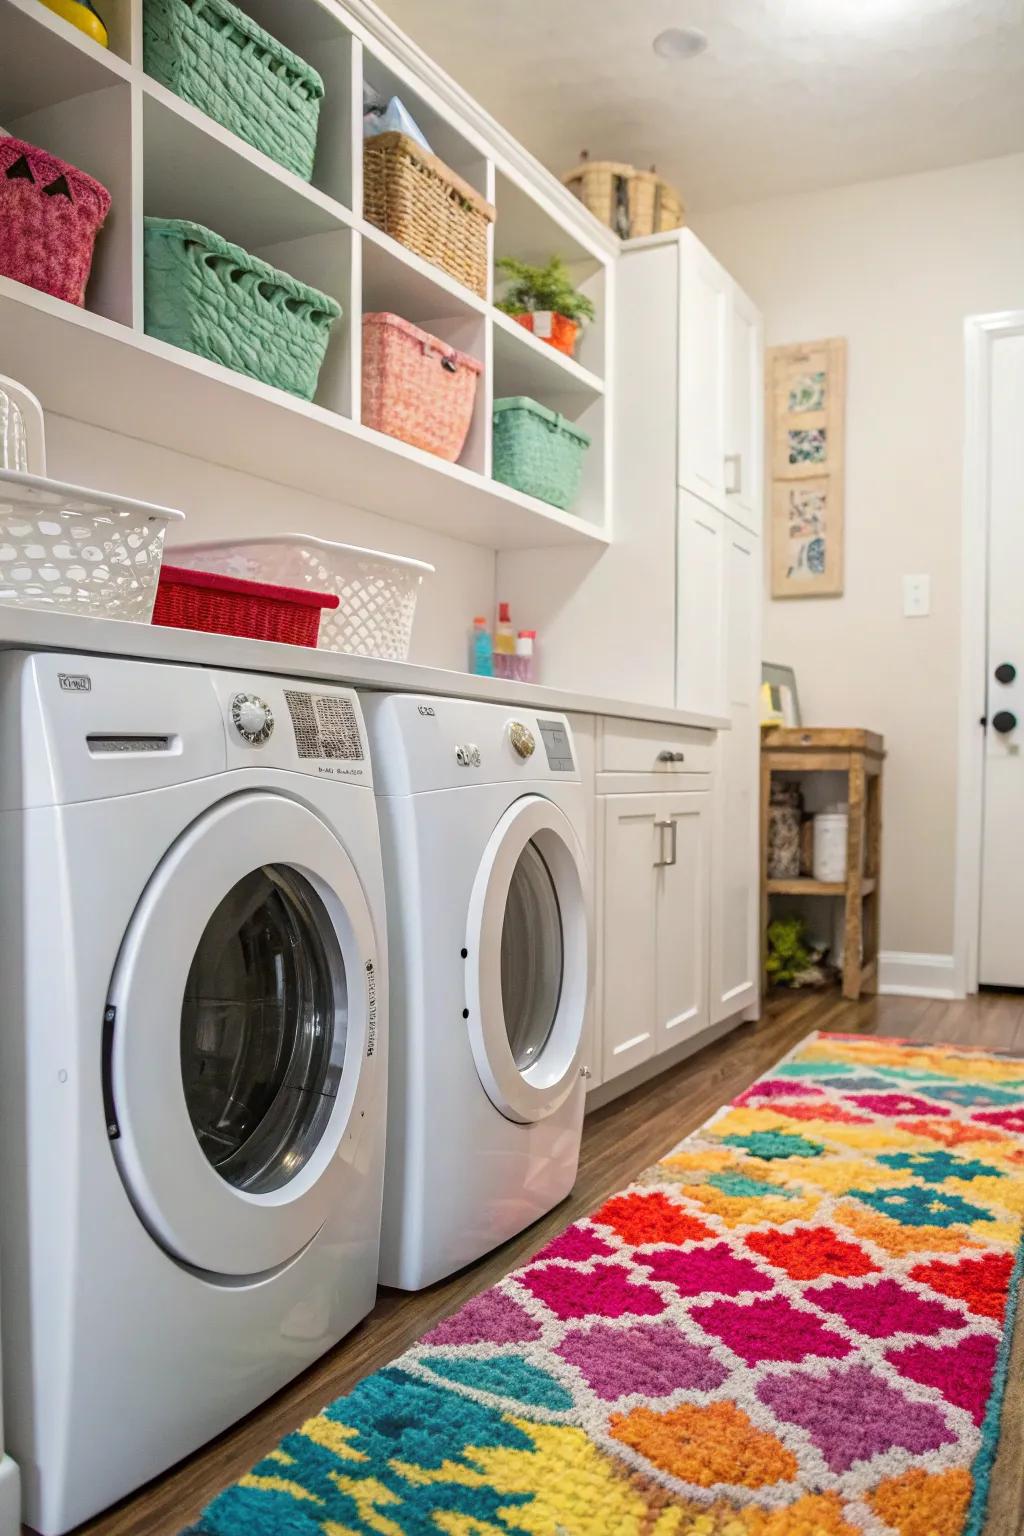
xmin=72 ymin=988 xmax=1024 ymax=1536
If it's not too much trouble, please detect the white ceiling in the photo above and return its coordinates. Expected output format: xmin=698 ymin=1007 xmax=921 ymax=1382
xmin=382 ymin=0 xmax=1024 ymax=213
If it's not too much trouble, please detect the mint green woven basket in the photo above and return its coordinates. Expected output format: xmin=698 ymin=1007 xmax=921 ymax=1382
xmin=492 ymin=396 xmax=591 ymax=512
xmin=143 ymin=0 xmax=324 ymax=181
xmin=143 ymin=218 xmax=341 ymax=401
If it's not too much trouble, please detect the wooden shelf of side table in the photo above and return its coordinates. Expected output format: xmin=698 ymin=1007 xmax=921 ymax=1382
xmin=761 ymin=727 xmax=885 ymax=1001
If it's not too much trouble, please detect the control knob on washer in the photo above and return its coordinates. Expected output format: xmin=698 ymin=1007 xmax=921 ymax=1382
xmin=231 ymin=693 xmax=275 ymax=745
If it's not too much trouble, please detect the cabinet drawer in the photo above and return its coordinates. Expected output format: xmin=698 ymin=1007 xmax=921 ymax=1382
xmin=599 ymin=718 xmax=715 ymax=776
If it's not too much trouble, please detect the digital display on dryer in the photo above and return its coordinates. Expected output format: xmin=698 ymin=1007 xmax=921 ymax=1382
xmin=538 ymin=720 xmax=574 ymax=772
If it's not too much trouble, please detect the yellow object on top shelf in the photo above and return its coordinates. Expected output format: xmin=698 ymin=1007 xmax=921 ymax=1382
xmin=37 ymin=0 xmax=109 ymax=46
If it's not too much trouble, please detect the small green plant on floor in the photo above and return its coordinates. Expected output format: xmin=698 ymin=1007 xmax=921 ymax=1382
xmin=766 ymin=914 xmax=827 ymax=988
xmin=495 ymin=256 xmax=596 ymax=324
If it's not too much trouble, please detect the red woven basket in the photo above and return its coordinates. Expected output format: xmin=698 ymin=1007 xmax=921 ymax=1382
xmin=152 ymin=565 xmax=339 ymax=647
xmin=0 ymin=137 xmax=111 ymax=307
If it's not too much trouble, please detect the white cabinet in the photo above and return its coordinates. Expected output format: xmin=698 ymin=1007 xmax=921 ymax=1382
xmin=599 ymin=790 xmax=710 ymax=1084
xmin=678 ymin=234 xmax=729 ymax=510
xmin=726 ymin=285 xmax=764 ymax=535
xmin=711 ymin=522 xmax=761 ymax=1022
xmin=676 ymin=492 xmax=725 ymax=720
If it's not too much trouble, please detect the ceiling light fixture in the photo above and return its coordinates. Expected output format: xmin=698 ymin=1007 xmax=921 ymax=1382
xmin=653 ymin=26 xmax=708 ymax=60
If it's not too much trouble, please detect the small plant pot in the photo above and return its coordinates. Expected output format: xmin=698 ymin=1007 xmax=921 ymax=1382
xmin=512 ymin=311 xmax=579 ymax=358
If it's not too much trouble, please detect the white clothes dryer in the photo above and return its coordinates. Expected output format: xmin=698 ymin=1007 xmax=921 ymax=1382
xmin=361 ymin=694 xmax=592 ymax=1291
xmin=0 ymin=653 xmax=388 ymax=1535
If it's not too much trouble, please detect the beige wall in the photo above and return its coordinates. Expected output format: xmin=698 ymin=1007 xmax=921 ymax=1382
xmin=694 ymin=153 xmax=1024 ymax=958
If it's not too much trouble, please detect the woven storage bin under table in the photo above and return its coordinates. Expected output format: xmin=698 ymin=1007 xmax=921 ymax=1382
xmin=152 ymin=564 xmax=338 ymax=646
xmin=492 ymin=397 xmax=591 ymax=512
xmin=168 ymin=534 xmax=435 ymax=660
xmin=0 ymin=137 xmax=110 ymax=307
xmin=143 ymin=0 xmax=324 ymax=181
xmin=362 ymin=313 xmax=481 ymax=462
xmin=143 ymin=218 xmax=341 ymax=400
xmin=363 ymin=132 xmax=495 ymax=298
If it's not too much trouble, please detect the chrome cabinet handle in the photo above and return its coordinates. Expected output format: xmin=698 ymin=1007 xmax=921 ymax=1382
xmin=654 ymin=818 xmax=678 ymax=867
xmin=657 ymin=749 xmax=686 ymax=763
xmin=725 ymin=453 xmax=742 ymax=495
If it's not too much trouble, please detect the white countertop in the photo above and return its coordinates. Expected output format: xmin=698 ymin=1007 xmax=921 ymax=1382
xmin=0 ymin=608 xmax=729 ymax=731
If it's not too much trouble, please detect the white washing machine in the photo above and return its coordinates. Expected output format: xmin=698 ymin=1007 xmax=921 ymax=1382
xmin=362 ymin=694 xmax=591 ymax=1291
xmin=0 ymin=652 xmax=388 ymax=1535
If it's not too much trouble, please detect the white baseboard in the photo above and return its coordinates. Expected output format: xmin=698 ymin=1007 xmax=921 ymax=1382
xmin=0 ymin=1453 xmax=20 ymax=1536
xmin=877 ymin=951 xmax=960 ymax=1000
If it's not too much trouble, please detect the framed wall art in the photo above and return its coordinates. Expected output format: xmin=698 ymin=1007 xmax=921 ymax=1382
xmin=766 ymin=337 xmax=846 ymax=598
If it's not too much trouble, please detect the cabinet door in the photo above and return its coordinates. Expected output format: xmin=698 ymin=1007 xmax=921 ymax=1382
xmin=656 ymin=793 xmax=711 ymax=1051
xmin=679 ymin=234 xmax=728 ymax=510
xmin=676 ymin=491 xmax=725 ymax=718
xmin=711 ymin=521 xmax=761 ymax=1023
xmin=600 ymin=795 xmax=660 ymax=1082
xmin=725 ymin=284 xmax=764 ymax=536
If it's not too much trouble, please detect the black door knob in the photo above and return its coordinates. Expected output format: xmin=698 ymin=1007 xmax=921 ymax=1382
xmin=995 ymin=663 xmax=1017 ymax=685
xmin=993 ymin=710 xmax=1017 ymax=734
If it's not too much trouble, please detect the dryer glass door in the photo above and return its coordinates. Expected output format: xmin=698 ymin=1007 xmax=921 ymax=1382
xmin=106 ymin=792 xmax=380 ymax=1278
xmin=466 ymin=795 xmax=589 ymax=1124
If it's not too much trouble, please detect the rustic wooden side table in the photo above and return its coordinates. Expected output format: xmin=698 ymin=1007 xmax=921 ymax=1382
xmin=761 ymin=727 xmax=885 ymax=1001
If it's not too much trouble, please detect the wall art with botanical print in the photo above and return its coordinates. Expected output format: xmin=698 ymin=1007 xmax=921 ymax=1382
xmin=766 ymin=337 xmax=846 ymax=598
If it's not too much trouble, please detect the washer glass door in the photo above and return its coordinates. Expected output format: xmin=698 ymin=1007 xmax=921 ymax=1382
xmin=106 ymin=792 xmax=379 ymax=1278
xmin=466 ymin=795 xmax=589 ymax=1124
xmin=181 ymin=865 xmax=347 ymax=1195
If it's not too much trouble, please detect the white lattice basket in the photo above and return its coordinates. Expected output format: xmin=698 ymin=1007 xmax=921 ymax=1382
xmin=0 ymin=470 xmax=185 ymax=621
xmin=171 ymin=535 xmax=434 ymax=660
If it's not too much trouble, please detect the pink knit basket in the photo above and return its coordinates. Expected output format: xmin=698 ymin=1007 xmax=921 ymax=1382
xmin=362 ymin=312 xmax=482 ymax=462
xmin=0 ymin=137 xmax=111 ymax=307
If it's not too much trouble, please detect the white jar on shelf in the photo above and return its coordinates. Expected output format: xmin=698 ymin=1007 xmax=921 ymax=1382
xmin=813 ymin=807 xmax=849 ymax=883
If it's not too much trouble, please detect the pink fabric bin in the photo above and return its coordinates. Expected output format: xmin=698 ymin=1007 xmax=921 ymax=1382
xmin=0 ymin=137 xmax=111 ymax=307
xmin=362 ymin=312 xmax=481 ymax=462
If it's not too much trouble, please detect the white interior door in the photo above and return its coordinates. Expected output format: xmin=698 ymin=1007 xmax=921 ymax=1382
xmin=980 ymin=332 xmax=1024 ymax=986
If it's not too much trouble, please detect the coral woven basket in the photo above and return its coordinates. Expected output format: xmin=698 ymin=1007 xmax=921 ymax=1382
xmin=143 ymin=217 xmax=341 ymax=399
xmin=143 ymin=0 xmax=324 ymax=180
xmin=152 ymin=564 xmax=338 ymax=646
xmin=363 ymin=132 xmax=495 ymax=298
xmin=0 ymin=137 xmax=110 ymax=307
xmin=492 ymin=396 xmax=591 ymax=512
xmin=362 ymin=313 xmax=481 ymax=462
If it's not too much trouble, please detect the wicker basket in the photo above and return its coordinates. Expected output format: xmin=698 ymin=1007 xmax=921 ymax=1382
xmin=0 ymin=137 xmax=110 ymax=307
xmin=143 ymin=0 xmax=324 ymax=181
xmin=143 ymin=217 xmax=341 ymax=400
xmin=492 ymin=397 xmax=591 ymax=513
xmin=362 ymin=312 xmax=481 ymax=462
xmin=562 ymin=157 xmax=684 ymax=239
xmin=168 ymin=534 xmax=434 ymax=660
xmin=153 ymin=564 xmax=338 ymax=646
xmin=363 ymin=131 xmax=495 ymax=297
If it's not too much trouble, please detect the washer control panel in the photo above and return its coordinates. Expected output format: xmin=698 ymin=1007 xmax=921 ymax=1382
xmin=230 ymin=692 xmax=274 ymax=745
xmin=538 ymin=718 xmax=575 ymax=772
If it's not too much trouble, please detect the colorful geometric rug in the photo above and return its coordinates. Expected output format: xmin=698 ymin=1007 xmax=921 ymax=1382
xmin=185 ymin=1032 xmax=1024 ymax=1536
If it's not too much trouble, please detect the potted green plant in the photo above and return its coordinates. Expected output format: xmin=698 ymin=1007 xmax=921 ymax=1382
xmin=495 ymin=255 xmax=596 ymax=358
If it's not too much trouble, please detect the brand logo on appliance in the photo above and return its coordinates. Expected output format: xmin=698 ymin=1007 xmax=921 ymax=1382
xmin=365 ymin=960 xmax=377 ymax=1056
xmin=417 ymin=704 xmax=436 ymax=717
xmin=58 ymin=673 xmax=91 ymax=692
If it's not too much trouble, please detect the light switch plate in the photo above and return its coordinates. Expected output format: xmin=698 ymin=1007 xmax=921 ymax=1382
xmin=903 ymin=574 xmax=931 ymax=617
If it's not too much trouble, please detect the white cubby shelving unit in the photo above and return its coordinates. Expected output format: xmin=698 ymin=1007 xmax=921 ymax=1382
xmin=0 ymin=0 xmax=618 ymax=550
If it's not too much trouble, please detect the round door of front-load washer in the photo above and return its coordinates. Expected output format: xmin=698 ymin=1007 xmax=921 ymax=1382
xmin=105 ymin=791 xmax=379 ymax=1278
xmin=465 ymin=794 xmax=588 ymax=1125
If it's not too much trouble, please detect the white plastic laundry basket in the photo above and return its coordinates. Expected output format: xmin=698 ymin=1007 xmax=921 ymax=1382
xmin=171 ymin=535 xmax=434 ymax=660
xmin=0 ymin=470 xmax=185 ymax=621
